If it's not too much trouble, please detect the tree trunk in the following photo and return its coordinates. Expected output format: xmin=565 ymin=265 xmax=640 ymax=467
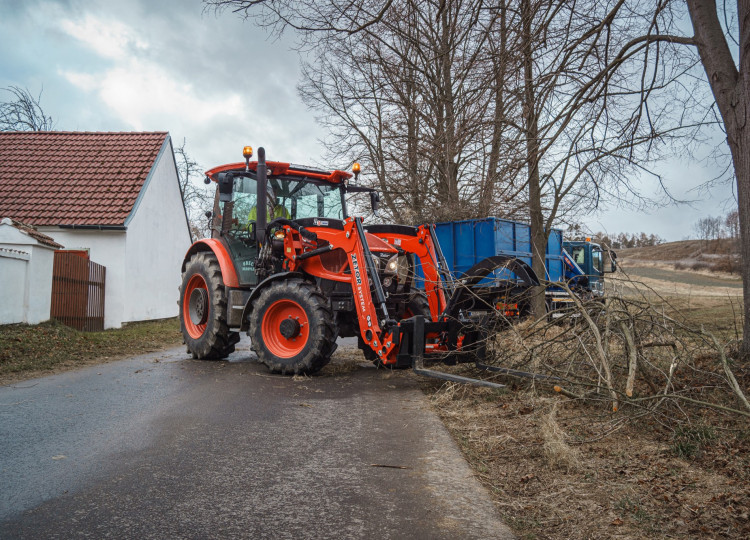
xmin=482 ymin=2 xmax=507 ymax=218
xmin=729 ymin=133 xmax=750 ymax=360
xmin=687 ymin=0 xmax=750 ymax=359
xmin=522 ymin=0 xmax=547 ymax=318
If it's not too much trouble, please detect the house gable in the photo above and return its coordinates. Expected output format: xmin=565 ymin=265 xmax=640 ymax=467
xmin=123 ymin=137 xmax=193 ymax=322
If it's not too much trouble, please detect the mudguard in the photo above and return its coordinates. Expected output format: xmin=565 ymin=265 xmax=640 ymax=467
xmin=182 ymin=239 xmax=239 ymax=288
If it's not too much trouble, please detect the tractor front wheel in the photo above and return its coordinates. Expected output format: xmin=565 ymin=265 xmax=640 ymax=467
xmin=180 ymin=252 xmax=239 ymax=359
xmin=249 ymin=279 xmax=337 ymax=374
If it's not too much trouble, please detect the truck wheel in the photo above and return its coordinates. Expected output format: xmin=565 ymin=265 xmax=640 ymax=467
xmin=249 ymin=279 xmax=337 ymax=374
xmin=180 ymin=252 xmax=239 ymax=359
xmin=401 ymin=292 xmax=432 ymax=320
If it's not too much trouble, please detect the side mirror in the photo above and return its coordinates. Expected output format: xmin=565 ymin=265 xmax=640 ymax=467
xmin=217 ymin=172 xmax=233 ymax=202
xmin=605 ymin=250 xmax=617 ymax=273
xmin=370 ymin=191 xmax=380 ymax=214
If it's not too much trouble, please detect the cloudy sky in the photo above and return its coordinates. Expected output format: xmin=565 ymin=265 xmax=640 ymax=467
xmin=0 ymin=0 xmax=737 ymax=240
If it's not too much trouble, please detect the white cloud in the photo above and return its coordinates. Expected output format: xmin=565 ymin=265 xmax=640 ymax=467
xmin=58 ymin=12 xmax=244 ymax=132
xmin=10 ymin=1 xmax=327 ymax=168
xmin=59 ymin=13 xmax=148 ymax=60
xmin=62 ymin=59 xmax=243 ymax=131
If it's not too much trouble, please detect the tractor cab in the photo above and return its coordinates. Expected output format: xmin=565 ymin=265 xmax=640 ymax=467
xmin=204 ymin=148 xmax=378 ymax=286
xmin=562 ymin=239 xmax=617 ymax=295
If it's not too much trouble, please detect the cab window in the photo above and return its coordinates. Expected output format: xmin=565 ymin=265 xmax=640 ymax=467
xmin=572 ymin=247 xmax=585 ymax=266
xmin=592 ymin=249 xmax=603 ymax=273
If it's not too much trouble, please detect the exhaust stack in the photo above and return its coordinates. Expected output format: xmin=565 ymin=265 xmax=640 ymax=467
xmin=256 ymin=147 xmax=267 ymax=244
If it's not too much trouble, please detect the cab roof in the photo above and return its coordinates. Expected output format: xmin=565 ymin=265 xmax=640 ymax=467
xmin=205 ymin=161 xmax=353 ymax=185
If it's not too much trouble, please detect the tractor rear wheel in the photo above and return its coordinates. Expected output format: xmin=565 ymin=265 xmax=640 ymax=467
xmin=249 ymin=278 xmax=337 ymax=374
xmin=180 ymin=252 xmax=239 ymax=359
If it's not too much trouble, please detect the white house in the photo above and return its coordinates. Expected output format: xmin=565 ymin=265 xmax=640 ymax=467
xmin=0 ymin=131 xmax=192 ymax=329
xmin=0 ymin=219 xmax=62 ymax=325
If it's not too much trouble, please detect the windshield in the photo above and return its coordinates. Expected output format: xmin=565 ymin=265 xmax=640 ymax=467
xmin=231 ymin=175 xmax=344 ymax=224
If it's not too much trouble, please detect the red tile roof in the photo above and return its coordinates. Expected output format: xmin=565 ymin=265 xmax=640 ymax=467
xmin=0 ymin=131 xmax=169 ymax=226
xmin=1 ymin=218 xmax=64 ymax=248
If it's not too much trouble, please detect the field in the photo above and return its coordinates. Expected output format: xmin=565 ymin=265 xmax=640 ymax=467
xmin=421 ymin=247 xmax=748 ymax=539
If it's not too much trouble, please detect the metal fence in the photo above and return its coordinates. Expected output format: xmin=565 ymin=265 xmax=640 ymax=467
xmin=50 ymin=251 xmax=106 ymax=332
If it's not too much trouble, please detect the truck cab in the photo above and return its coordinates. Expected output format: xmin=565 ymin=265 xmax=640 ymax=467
xmin=562 ymin=239 xmax=616 ymax=296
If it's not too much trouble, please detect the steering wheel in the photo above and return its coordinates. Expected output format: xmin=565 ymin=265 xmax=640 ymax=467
xmin=227 ymin=221 xmax=255 ymax=244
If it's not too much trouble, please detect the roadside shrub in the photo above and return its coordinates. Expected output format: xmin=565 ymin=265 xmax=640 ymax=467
xmin=713 ymin=256 xmax=741 ymax=275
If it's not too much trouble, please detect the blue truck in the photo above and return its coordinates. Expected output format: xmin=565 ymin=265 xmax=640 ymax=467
xmin=424 ymin=217 xmax=616 ymax=313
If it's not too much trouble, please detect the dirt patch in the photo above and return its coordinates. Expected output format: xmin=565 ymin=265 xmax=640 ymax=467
xmin=0 ymin=318 xmax=183 ymax=385
xmin=619 ymin=239 xmax=737 ymax=261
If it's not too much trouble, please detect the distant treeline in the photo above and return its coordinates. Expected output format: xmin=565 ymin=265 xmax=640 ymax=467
xmin=590 ymin=232 xmax=663 ymax=250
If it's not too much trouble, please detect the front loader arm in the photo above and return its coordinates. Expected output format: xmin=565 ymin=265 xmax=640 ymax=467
xmin=365 ymin=224 xmax=449 ymax=320
xmin=284 ymin=217 xmax=399 ymax=364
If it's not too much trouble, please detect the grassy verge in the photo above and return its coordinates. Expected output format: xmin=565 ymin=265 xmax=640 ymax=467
xmin=0 ymin=318 xmax=183 ymax=384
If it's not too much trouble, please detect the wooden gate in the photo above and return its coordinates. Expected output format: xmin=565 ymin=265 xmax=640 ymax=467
xmin=50 ymin=251 xmax=106 ymax=331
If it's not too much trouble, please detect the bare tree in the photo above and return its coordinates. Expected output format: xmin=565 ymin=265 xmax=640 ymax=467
xmin=0 ymin=86 xmax=54 ymax=131
xmin=725 ymin=209 xmax=739 ymax=241
xmin=295 ymin=1 xmax=526 ymax=224
xmin=175 ymin=139 xmax=214 ymax=239
xmin=208 ymin=0 xmax=750 ymax=357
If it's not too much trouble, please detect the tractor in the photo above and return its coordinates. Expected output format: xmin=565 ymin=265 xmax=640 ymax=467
xmin=179 ymin=147 xmax=540 ymax=387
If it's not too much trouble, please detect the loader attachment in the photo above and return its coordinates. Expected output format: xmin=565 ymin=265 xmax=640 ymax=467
xmin=397 ymin=315 xmax=507 ymax=390
xmin=389 ymin=255 xmax=544 ymax=389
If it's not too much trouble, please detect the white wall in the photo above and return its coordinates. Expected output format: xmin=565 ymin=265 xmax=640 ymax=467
xmin=38 ymin=230 xmax=126 ymax=329
xmin=0 ymin=224 xmax=56 ymax=325
xmin=124 ymin=138 xmax=192 ymax=323
xmin=26 ymin=244 xmax=55 ymax=324
xmin=0 ymin=249 xmax=29 ymax=324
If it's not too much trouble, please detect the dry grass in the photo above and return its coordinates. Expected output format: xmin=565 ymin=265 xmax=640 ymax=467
xmin=424 ymin=378 xmax=750 ymax=539
xmin=0 ymin=318 xmax=183 ymax=384
xmin=541 ymin=400 xmax=582 ymax=472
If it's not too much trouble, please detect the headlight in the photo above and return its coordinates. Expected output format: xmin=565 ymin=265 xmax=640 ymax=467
xmin=384 ymin=254 xmax=399 ymax=275
xmin=370 ymin=254 xmax=380 ymax=270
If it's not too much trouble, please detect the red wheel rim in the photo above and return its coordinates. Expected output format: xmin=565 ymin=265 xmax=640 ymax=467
xmin=183 ymin=274 xmax=209 ymax=339
xmin=261 ymin=299 xmax=309 ymax=358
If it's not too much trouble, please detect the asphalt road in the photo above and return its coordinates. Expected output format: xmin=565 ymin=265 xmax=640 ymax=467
xmin=0 ymin=339 xmax=514 ymax=539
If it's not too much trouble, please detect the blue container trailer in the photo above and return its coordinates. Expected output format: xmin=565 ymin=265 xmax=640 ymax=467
xmin=432 ymin=218 xmax=565 ymax=283
xmin=416 ymin=218 xmax=616 ymax=310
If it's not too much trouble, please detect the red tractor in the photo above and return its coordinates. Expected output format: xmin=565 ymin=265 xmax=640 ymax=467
xmin=179 ymin=147 xmax=539 ymax=387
